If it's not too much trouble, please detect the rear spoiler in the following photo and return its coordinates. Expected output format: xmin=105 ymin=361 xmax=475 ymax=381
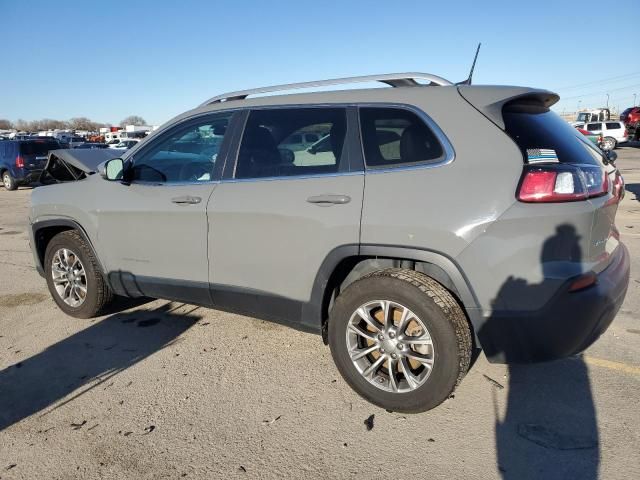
xmin=457 ymin=85 xmax=559 ymax=130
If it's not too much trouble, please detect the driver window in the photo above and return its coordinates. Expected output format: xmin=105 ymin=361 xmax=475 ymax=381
xmin=131 ymin=113 xmax=232 ymax=183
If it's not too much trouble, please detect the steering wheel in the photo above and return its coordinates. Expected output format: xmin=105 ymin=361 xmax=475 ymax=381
xmin=179 ymin=161 xmax=213 ymax=182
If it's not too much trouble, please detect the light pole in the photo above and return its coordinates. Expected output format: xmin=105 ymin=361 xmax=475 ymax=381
xmin=634 ymin=93 xmax=637 ymax=106
xmin=606 ymin=93 xmax=610 ymax=108
xmin=577 ymin=100 xmax=582 ymax=112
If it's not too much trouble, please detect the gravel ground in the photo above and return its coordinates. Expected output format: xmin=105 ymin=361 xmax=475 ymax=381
xmin=1 ymin=147 xmax=639 ymax=480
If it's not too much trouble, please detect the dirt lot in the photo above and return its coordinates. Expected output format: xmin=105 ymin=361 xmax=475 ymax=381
xmin=1 ymin=147 xmax=639 ymax=480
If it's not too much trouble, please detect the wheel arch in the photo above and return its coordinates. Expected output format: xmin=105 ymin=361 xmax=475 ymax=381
xmin=307 ymin=245 xmax=481 ymax=345
xmin=32 ymin=219 xmax=106 ymax=279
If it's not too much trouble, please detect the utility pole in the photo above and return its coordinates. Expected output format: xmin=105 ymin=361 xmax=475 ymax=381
xmin=634 ymin=93 xmax=637 ymax=106
xmin=606 ymin=93 xmax=610 ymax=108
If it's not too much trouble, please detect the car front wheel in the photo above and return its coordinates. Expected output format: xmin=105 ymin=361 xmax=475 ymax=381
xmin=328 ymin=268 xmax=472 ymax=413
xmin=44 ymin=230 xmax=113 ymax=318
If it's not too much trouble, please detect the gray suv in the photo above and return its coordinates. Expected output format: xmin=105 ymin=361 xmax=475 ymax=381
xmin=29 ymin=73 xmax=630 ymax=412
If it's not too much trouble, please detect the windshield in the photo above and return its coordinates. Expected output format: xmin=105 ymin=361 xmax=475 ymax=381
xmin=576 ymin=113 xmax=590 ymax=122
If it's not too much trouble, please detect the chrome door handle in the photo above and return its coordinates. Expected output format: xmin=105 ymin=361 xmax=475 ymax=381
xmin=306 ymin=194 xmax=351 ymax=206
xmin=171 ymin=195 xmax=202 ymax=205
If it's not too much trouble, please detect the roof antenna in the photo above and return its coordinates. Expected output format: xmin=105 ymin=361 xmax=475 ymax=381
xmin=456 ymin=43 xmax=481 ymax=85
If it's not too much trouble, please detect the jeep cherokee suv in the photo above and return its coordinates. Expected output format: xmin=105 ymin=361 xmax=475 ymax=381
xmin=29 ymin=73 xmax=630 ymax=413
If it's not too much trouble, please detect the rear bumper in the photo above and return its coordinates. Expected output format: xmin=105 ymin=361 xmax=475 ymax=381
xmin=10 ymin=167 xmax=43 ymax=185
xmin=479 ymin=243 xmax=630 ymax=363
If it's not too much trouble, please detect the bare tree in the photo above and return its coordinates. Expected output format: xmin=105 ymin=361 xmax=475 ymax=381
xmin=68 ymin=117 xmax=101 ymax=131
xmin=38 ymin=119 xmax=69 ymax=130
xmin=0 ymin=119 xmax=13 ymax=130
xmin=120 ymin=115 xmax=147 ymax=127
xmin=14 ymin=119 xmax=29 ymax=131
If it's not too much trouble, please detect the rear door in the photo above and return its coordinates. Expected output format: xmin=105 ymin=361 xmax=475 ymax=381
xmin=605 ymin=122 xmax=624 ymax=141
xmin=586 ymin=122 xmax=603 ymax=134
xmin=207 ymin=106 xmax=364 ymax=327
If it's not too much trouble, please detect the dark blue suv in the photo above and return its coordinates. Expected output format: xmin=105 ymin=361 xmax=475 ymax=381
xmin=0 ymin=138 xmax=61 ymax=190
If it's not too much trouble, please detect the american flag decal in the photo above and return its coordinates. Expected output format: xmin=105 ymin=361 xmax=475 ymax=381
xmin=526 ymin=148 xmax=559 ymax=163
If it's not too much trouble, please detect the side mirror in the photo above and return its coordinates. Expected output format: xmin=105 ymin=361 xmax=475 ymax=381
xmin=605 ymin=150 xmax=617 ymax=164
xmin=101 ymin=158 xmax=125 ymax=181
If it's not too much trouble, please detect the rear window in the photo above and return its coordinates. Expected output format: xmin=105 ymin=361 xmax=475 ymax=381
xmin=19 ymin=141 xmax=60 ymax=155
xmin=359 ymin=107 xmax=444 ymax=168
xmin=605 ymin=122 xmax=621 ymax=129
xmin=503 ymin=105 xmax=602 ymax=166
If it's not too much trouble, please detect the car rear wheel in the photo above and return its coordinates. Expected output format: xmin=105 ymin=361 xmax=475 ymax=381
xmin=2 ymin=171 xmax=17 ymax=191
xmin=328 ymin=268 xmax=472 ymax=413
xmin=44 ymin=230 xmax=113 ymax=318
xmin=603 ymin=136 xmax=617 ymax=150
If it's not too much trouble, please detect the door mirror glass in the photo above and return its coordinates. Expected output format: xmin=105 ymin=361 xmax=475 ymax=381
xmin=105 ymin=158 xmax=124 ymax=181
xmin=604 ymin=150 xmax=617 ymax=163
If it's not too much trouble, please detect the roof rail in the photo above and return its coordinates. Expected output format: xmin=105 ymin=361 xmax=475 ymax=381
xmin=199 ymin=72 xmax=453 ymax=106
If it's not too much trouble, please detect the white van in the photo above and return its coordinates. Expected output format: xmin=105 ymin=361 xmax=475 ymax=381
xmin=574 ymin=121 xmax=628 ymax=149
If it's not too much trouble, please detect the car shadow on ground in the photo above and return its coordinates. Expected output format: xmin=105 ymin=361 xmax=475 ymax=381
xmin=0 ymin=301 xmax=201 ymax=432
xmin=624 ymin=183 xmax=640 ymax=201
xmin=480 ymin=224 xmax=600 ymax=480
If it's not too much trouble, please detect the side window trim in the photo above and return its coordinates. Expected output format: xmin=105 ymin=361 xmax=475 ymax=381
xmin=223 ymin=109 xmax=249 ymax=180
xmin=220 ymin=103 xmax=454 ymax=181
xmin=231 ymin=106 xmax=350 ymax=181
xmin=128 ymin=110 xmax=240 ymax=185
xmin=357 ymin=105 xmax=454 ymax=172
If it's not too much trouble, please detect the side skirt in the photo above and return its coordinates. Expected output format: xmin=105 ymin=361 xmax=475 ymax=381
xmin=108 ymin=272 xmax=320 ymax=335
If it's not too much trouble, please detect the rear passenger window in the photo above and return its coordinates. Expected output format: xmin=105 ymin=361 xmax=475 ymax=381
xmin=359 ymin=108 xmax=444 ymax=168
xmin=605 ymin=122 xmax=620 ymax=129
xmin=586 ymin=123 xmax=602 ymax=131
xmin=235 ymin=108 xmax=346 ymax=179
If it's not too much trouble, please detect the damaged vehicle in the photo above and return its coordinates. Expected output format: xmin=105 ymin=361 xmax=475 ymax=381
xmin=29 ymin=72 xmax=630 ymax=413
xmin=40 ymin=148 xmax=125 ymax=184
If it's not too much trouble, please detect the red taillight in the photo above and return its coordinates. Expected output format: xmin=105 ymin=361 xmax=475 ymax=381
xmin=517 ymin=164 xmax=608 ymax=203
xmin=568 ymin=272 xmax=597 ymax=292
xmin=15 ymin=155 xmax=24 ymax=168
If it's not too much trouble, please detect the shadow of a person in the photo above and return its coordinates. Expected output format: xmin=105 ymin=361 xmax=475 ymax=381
xmin=480 ymin=225 xmax=599 ymax=480
xmin=0 ymin=302 xmax=200 ymax=431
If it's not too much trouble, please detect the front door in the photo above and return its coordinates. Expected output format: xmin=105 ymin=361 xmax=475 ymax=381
xmin=207 ymin=107 xmax=364 ymax=329
xmin=96 ymin=112 xmax=235 ymax=303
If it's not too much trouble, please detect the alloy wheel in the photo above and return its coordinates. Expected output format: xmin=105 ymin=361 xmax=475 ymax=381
xmin=346 ymin=300 xmax=435 ymax=393
xmin=51 ymin=248 xmax=87 ymax=307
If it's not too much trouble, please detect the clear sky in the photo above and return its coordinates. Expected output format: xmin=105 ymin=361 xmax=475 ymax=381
xmin=1 ymin=0 xmax=638 ymax=126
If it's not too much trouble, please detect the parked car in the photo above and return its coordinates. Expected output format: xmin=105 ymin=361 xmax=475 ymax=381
xmin=63 ymin=136 xmax=87 ymax=149
xmin=74 ymin=142 xmax=109 ymax=149
xmin=576 ymin=127 xmax=603 ymax=146
xmin=29 ymin=73 xmax=629 ymax=412
xmin=109 ymin=139 xmax=140 ymax=149
xmin=573 ymin=121 xmax=628 ymax=150
xmin=0 ymin=138 xmax=61 ymax=190
xmin=620 ymin=106 xmax=640 ymax=141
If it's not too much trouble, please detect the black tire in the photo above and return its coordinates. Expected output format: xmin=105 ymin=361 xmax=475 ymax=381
xmin=2 ymin=171 xmax=18 ymax=191
xmin=328 ymin=268 xmax=472 ymax=413
xmin=44 ymin=230 xmax=113 ymax=318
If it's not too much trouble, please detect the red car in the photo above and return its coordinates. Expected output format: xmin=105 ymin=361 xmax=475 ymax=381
xmin=620 ymin=106 xmax=640 ymax=140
